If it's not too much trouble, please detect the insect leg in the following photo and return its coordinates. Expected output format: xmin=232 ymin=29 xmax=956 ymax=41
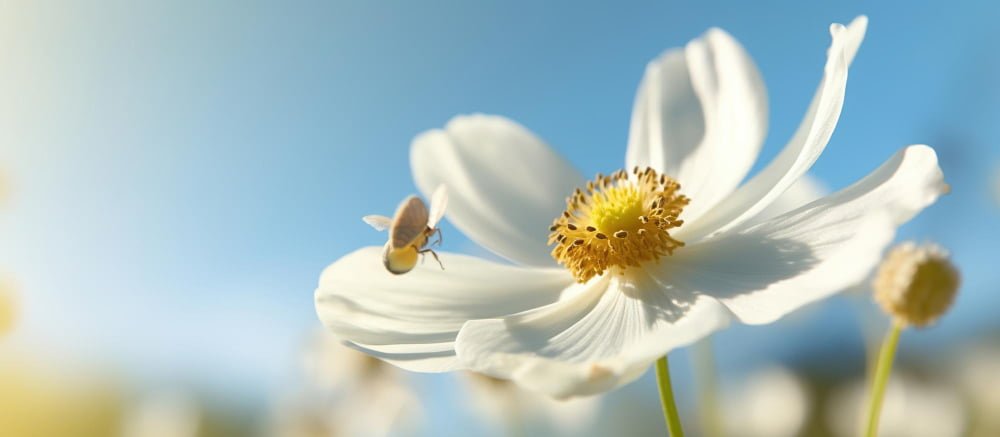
xmin=431 ymin=227 xmax=443 ymax=247
xmin=418 ymin=248 xmax=444 ymax=270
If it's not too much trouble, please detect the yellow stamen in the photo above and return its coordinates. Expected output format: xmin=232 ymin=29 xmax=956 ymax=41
xmin=548 ymin=167 xmax=688 ymax=283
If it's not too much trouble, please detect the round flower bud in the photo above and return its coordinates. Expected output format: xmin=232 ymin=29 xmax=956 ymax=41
xmin=873 ymin=242 xmax=960 ymax=327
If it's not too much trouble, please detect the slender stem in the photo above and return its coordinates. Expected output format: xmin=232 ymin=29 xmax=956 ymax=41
xmin=864 ymin=322 xmax=903 ymax=437
xmin=692 ymin=338 xmax=722 ymax=437
xmin=655 ymin=355 xmax=685 ymax=437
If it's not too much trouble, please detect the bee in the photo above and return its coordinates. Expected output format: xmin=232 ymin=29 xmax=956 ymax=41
xmin=362 ymin=185 xmax=447 ymax=274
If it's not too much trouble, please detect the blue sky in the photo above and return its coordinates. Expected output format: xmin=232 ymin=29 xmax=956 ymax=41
xmin=1 ymin=1 xmax=998 ymax=433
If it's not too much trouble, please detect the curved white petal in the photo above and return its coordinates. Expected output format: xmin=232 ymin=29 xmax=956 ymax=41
xmin=626 ymin=28 xmax=768 ymax=224
xmin=455 ymin=273 xmax=731 ymax=398
xmin=411 ymin=114 xmax=585 ymax=267
xmin=749 ymin=174 xmax=827 ymax=225
xmin=679 ymin=16 xmax=868 ymax=242
xmin=669 ymin=145 xmax=946 ymax=324
xmin=315 ymin=247 xmax=573 ymax=372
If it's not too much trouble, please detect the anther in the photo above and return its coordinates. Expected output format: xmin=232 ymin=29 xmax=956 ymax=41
xmin=546 ymin=166 xmax=688 ymax=283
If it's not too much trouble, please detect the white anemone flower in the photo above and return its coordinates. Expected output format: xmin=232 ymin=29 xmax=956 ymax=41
xmin=316 ymin=16 xmax=948 ymax=398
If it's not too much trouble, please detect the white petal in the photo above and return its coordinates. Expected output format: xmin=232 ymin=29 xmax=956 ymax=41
xmin=455 ymin=273 xmax=731 ymax=398
xmin=626 ymin=28 xmax=767 ymax=224
xmin=668 ymin=145 xmax=946 ymax=324
xmin=315 ymin=247 xmax=573 ymax=372
xmin=749 ymin=174 xmax=827 ymax=225
xmin=411 ymin=114 xmax=585 ymax=267
xmin=679 ymin=16 xmax=868 ymax=241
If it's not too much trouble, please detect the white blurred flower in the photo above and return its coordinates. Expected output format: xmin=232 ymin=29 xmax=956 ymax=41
xmin=826 ymin=373 xmax=965 ymax=437
xmin=462 ymin=372 xmax=600 ymax=434
xmin=287 ymin=330 xmax=421 ymax=437
xmin=120 ymin=391 xmax=201 ymax=437
xmin=270 ymin=393 xmax=340 ymax=437
xmin=722 ymin=367 xmax=810 ymax=437
xmin=954 ymin=345 xmax=1000 ymax=436
xmin=303 ymin=328 xmax=405 ymax=392
xmin=317 ymin=16 xmax=948 ymax=398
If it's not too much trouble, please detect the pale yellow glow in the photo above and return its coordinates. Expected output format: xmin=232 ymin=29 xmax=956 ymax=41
xmin=0 ymin=283 xmax=14 ymax=336
xmin=0 ymin=357 xmax=123 ymax=437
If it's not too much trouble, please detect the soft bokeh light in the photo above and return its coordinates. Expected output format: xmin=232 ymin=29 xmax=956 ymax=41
xmin=0 ymin=355 xmax=123 ymax=437
xmin=1 ymin=1 xmax=997 ymax=435
xmin=0 ymin=279 xmax=14 ymax=336
xmin=826 ymin=373 xmax=966 ymax=437
xmin=722 ymin=367 xmax=811 ymax=437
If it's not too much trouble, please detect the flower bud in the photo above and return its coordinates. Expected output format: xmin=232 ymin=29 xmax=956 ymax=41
xmin=873 ymin=242 xmax=959 ymax=327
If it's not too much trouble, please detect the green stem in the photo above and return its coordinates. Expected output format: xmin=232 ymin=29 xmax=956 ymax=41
xmin=864 ymin=322 xmax=903 ymax=437
xmin=655 ymin=355 xmax=685 ymax=437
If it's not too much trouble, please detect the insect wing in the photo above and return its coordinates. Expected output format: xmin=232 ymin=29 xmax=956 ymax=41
xmin=389 ymin=195 xmax=428 ymax=249
xmin=362 ymin=215 xmax=393 ymax=232
xmin=427 ymin=184 xmax=448 ymax=229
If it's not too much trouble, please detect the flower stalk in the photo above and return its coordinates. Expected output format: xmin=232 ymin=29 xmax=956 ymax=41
xmin=692 ymin=339 xmax=722 ymax=437
xmin=655 ymin=355 xmax=685 ymax=437
xmin=863 ymin=321 xmax=902 ymax=437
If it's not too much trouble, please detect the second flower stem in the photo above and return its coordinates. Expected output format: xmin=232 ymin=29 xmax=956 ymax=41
xmin=692 ymin=338 xmax=722 ymax=437
xmin=655 ymin=355 xmax=685 ymax=437
xmin=864 ymin=321 xmax=902 ymax=437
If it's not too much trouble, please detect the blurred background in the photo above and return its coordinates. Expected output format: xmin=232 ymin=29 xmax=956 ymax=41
xmin=1 ymin=1 xmax=998 ymax=436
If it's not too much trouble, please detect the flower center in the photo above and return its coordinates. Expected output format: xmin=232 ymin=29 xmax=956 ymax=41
xmin=548 ymin=167 xmax=689 ymax=283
